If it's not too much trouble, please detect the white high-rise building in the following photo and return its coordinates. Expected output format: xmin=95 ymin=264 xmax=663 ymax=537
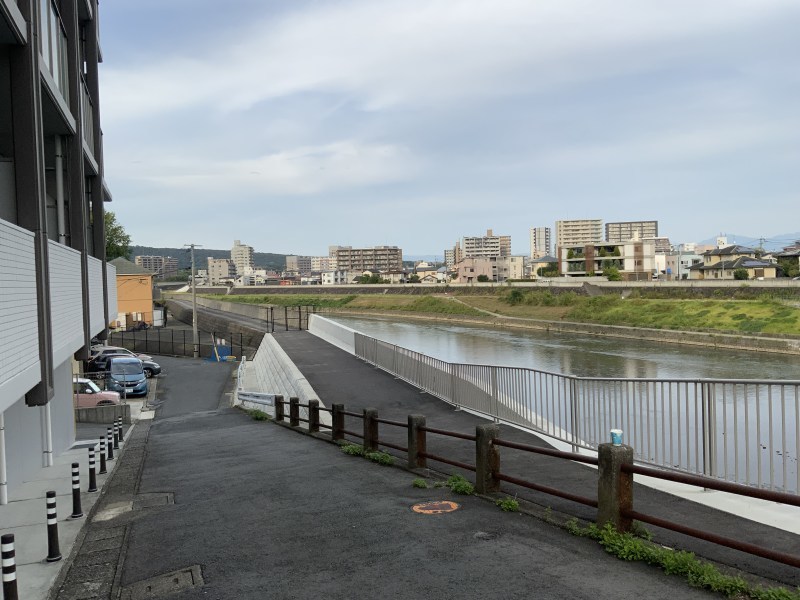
xmin=529 ymin=227 xmax=552 ymax=258
xmin=462 ymin=229 xmax=511 ymax=258
xmin=231 ymin=240 xmax=254 ymax=276
xmin=555 ymin=219 xmax=603 ymax=249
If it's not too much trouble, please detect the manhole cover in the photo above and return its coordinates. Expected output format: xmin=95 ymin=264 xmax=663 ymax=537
xmin=412 ymin=500 xmax=460 ymax=514
xmin=120 ymin=565 xmax=204 ymax=599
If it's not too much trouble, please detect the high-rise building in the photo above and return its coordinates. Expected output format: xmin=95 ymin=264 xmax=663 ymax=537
xmin=1 ymin=0 xmax=116 ymax=499
xmin=462 ymin=229 xmax=511 ymax=258
xmin=335 ymin=246 xmax=403 ymax=271
xmin=285 ymin=255 xmax=313 ymax=274
xmin=529 ymin=227 xmax=552 ymax=258
xmin=605 ymin=221 xmax=658 ymax=243
xmin=555 ymin=219 xmax=603 ymax=248
xmin=231 ymin=240 xmax=254 ymax=276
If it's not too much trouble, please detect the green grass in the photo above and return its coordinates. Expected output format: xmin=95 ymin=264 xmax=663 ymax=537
xmin=446 ymin=474 xmax=475 ymax=495
xmin=340 ymin=443 xmax=366 ymax=457
xmin=564 ymin=521 xmax=800 ymax=599
xmin=365 ymin=450 xmax=394 ymax=466
xmin=412 ymin=478 xmax=428 ymax=489
xmin=247 ymin=409 xmax=270 ymax=421
xmin=204 ymin=294 xmax=357 ymax=308
xmin=495 ymin=496 xmax=520 ymax=512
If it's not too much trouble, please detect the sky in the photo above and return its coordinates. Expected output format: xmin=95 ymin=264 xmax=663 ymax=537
xmin=99 ymin=0 xmax=800 ymax=258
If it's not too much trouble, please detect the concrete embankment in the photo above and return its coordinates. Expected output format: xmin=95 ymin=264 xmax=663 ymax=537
xmin=170 ymin=296 xmax=800 ymax=356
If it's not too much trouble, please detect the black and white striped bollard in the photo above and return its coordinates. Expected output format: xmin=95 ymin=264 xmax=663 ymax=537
xmin=117 ymin=417 xmax=125 ymax=442
xmin=87 ymin=447 xmax=98 ymax=493
xmin=2 ymin=533 xmax=18 ymax=600
xmin=99 ymin=436 xmax=107 ymax=475
xmin=70 ymin=462 xmax=83 ymax=518
xmin=106 ymin=428 xmax=114 ymax=461
xmin=45 ymin=491 xmax=62 ymax=562
xmin=113 ymin=422 xmax=119 ymax=450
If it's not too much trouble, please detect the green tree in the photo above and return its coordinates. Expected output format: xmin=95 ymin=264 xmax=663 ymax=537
xmin=104 ymin=211 xmax=131 ymax=260
xmin=602 ymin=266 xmax=622 ymax=281
xmin=777 ymin=257 xmax=799 ymax=278
xmin=408 ymin=274 xmax=421 ymax=283
xmin=477 ymin=274 xmax=490 ymax=282
xmin=733 ymin=268 xmax=749 ymax=280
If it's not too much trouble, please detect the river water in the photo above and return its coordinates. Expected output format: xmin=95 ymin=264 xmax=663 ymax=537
xmin=325 ymin=315 xmax=800 ymax=381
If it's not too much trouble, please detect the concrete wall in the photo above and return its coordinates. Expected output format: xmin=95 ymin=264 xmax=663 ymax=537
xmin=75 ymin=403 xmax=131 ymax=424
xmin=3 ymin=397 xmax=44 ymax=490
xmin=50 ymin=360 xmax=76 ymax=455
xmin=308 ymin=314 xmax=356 ymax=354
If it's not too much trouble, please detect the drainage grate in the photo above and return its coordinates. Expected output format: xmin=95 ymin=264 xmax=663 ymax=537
xmin=120 ymin=565 xmax=204 ymax=599
xmin=133 ymin=493 xmax=174 ymax=510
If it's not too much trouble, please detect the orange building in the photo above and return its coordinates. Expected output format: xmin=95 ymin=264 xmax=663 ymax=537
xmin=109 ymin=257 xmax=155 ymax=328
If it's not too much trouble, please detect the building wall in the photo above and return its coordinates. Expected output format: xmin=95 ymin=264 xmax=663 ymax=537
xmin=555 ymin=219 xmax=603 ymax=248
xmin=529 ymin=227 xmax=551 ymax=258
xmin=116 ymin=274 xmax=154 ymax=324
xmin=335 ymin=246 xmax=403 ymax=271
xmin=454 ymin=257 xmax=494 ymax=283
xmin=462 ymin=229 xmax=511 ymax=258
xmin=605 ymin=220 xmax=658 ymax=242
xmin=231 ymin=240 xmax=254 ymax=275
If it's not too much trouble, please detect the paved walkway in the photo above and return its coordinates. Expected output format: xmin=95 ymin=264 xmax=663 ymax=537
xmin=271 ymin=330 xmax=800 ymax=587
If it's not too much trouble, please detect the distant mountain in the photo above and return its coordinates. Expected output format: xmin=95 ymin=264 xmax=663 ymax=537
xmin=129 ymin=246 xmax=287 ymax=271
xmin=698 ymin=233 xmax=800 ymax=252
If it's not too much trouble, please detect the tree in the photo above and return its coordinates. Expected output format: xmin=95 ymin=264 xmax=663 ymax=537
xmin=602 ymin=266 xmax=622 ymax=281
xmin=408 ymin=274 xmax=421 ymax=283
xmin=477 ymin=274 xmax=490 ymax=282
xmin=777 ymin=257 xmax=799 ymax=278
xmin=733 ymin=268 xmax=749 ymax=280
xmin=104 ymin=211 xmax=131 ymax=260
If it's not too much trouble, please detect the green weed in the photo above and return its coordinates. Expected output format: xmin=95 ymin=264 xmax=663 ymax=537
xmin=412 ymin=478 xmax=428 ymax=489
xmin=495 ymin=496 xmax=519 ymax=512
xmin=248 ymin=409 xmax=270 ymax=421
xmin=365 ymin=450 xmax=394 ymax=466
xmin=446 ymin=474 xmax=475 ymax=495
xmin=340 ymin=443 xmax=366 ymax=457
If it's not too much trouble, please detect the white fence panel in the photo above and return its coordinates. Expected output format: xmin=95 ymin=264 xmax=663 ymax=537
xmin=87 ymin=255 xmax=104 ymax=335
xmin=106 ymin=262 xmax=117 ymax=325
xmin=48 ymin=240 xmax=84 ymax=364
xmin=0 ymin=219 xmax=41 ymax=411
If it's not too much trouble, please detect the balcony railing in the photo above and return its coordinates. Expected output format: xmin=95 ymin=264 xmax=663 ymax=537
xmin=81 ymin=78 xmax=95 ymax=152
xmin=39 ymin=0 xmax=70 ymax=105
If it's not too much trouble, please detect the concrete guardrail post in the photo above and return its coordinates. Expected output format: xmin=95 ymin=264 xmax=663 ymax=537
xmin=274 ymin=395 xmax=285 ymax=422
xmin=597 ymin=442 xmax=634 ymax=533
xmin=289 ymin=397 xmax=300 ymax=427
xmin=308 ymin=400 xmax=320 ymax=433
xmin=407 ymin=415 xmax=427 ymax=469
xmin=475 ymin=424 xmax=500 ymax=494
xmin=331 ymin=404 xmax=345 ymax=441
xmin=363 ymin=408 xmax=379 ymax=452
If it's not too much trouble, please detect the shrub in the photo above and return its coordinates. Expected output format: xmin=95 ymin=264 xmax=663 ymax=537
xmin=495 ymin=496 xmax=519 ymax=512
xmin=446 ymin=474 xmax=475 ymax=495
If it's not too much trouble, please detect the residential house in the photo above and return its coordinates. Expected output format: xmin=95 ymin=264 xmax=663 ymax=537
xmin=558 ymin=240 xmax=656 ymax=280
xmin=110 ymin=258 xmax=155 ymax=328
xmin=688 ymin=246 xmax=778 ymax=280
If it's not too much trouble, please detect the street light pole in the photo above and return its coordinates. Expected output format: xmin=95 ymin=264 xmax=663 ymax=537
xmin=185 ymin=243 xmax=202 ymax=358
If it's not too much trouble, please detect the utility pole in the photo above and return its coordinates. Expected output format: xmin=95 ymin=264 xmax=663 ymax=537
xmin=184 ymin=243 xmax=202 ymax=358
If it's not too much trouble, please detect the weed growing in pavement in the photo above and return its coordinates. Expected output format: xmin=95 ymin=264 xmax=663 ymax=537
xmin=433 ymin=481 xmax=446 ymax=488
xmin=495 ymin=496 xmax=519 ymax=512
xmin=340 ymin=444 xmax=366 ymax=457
xmin=248 ymin=409 xmax=270 ymax=421
xmin=561 ymin=521 xmax=800 ymax=599
xmin=365 ymin=451 xmax=394 ymax=466
xmin=412 ymin=478 xmax=428 ymax=489
xmin=446 ymin=474 xmax=475 ymax=495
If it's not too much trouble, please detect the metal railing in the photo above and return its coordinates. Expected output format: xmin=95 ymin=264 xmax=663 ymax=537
xmin=109 ymin=329 xmax=244 ymax=360
xmin=355 ymin=333 xmax=800 ymax=494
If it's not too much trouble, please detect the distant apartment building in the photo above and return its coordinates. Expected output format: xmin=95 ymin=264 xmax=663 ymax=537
xmin=135 ymin=255 xmax=179 ymax=278
xmin=285 ymin=255 xmax=313 ymax=274
xmin=454 ymin=258 xmax=495 ymax=284
xmin=605 ymin=220 xmax=658 ymax=243
xmin=558 ymin=240 xmax=656 ymax=280
xmin=322 ymin=271 xmax=353 ymax=285
xmin=335 ymin=246 xmax=403 ymax=271
xmin=231 ymin=240 xmax=254 ymax=276
xmin=495 ymin=256 xmax=525 ymax=282
xmin=555 ymin=219 xmax=603 ymax=248
xmin=311 ymin=256 xmax=337 ymax=271
xmin=208 ymin=258 xmax=236 ymax=284
xmin=462 ymin=229 xmax=511 ymax=258
xmin=650 ymin=237 xmax=672 ymax=254
xmin=529 ymin=227 xmax=552 ymax=258
xmin=444 ymin=248 xmax=456 ymax=268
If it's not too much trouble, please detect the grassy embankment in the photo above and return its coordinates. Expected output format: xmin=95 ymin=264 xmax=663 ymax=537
xmin=206 ymin=290 xmax=800 ymax=336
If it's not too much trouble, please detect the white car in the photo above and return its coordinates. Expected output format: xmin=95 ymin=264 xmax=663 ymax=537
xmin=90 ymin=345 xmax=152 ymax=362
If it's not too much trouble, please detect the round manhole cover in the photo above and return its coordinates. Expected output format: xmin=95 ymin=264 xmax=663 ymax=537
xmin=412 ymin=500 xmax=460 ymax=514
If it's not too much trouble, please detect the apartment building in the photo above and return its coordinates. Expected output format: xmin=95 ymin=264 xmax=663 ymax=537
xmin=495 ymin=256 xmax=525 ymax=282
xmin=558 ymin=240 xmax=656 ymax=280
xmin=462 ymin=229 xmax=511 ymax=258
xmin=231 ymin=239 xmax=254 ymax=276
xmin=1 ymin=0 xmax=116 ymax=501
xmin=135 ymin=255 xmax=179 ymax=278
xmin=529 ymin=227 xmax=552 ymax=259
xmin=605 ymin=221 xmax=658 ymax=243
xmin=555 ymin=219 xmax=603 ymax=248
xmin=311 ymin=256 xmax=336 ymax=271
xmin=335 ymin=246 xmax=403 ymax=271
xmin=285 ymin=255 xmax=313 ymax=274
xmin=207 ymin=258 xmax=236 ymax=284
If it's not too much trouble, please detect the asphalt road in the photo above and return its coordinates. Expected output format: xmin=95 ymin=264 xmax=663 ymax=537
xmin=112 ymin=356 xmax=717 ymax=599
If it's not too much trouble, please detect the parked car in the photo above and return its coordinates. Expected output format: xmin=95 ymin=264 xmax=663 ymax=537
xmin=90 ymin=345 xmax=151 ymax=361
xmin=72 ymin=377 xmax=121 ymax=408
xmin=86 ymin=351 xmax=159 ymax=379
xmin=105 ymin=356 xmax=148 ymax=397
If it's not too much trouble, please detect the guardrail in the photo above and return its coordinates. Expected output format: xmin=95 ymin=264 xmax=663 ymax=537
xmin=268 ymin=399 xmax=800 ymax=569
xmin=354 ymin=333 xmax=800 ymax=494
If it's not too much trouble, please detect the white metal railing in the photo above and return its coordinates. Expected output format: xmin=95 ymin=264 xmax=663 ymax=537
xmin=355 ymin=333 xmax=800 ymax=494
